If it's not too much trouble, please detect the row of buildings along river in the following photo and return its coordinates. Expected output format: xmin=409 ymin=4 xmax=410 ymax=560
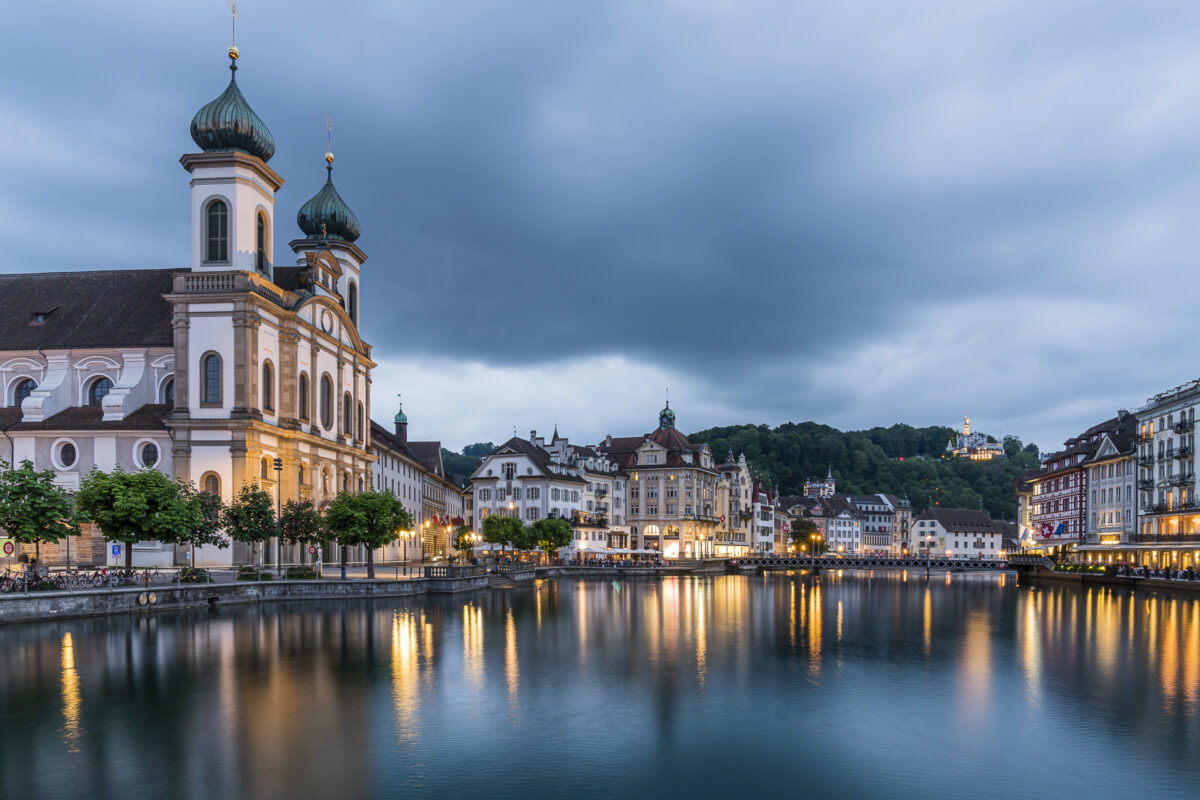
xmin=1016 ymin=379 xmax=1200 ymax=571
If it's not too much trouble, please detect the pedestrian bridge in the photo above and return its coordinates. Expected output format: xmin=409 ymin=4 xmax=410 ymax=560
xmin=734 ymin=555 xmax=1009 ymax=571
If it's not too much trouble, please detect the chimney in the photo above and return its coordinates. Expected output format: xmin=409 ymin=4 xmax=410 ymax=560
xmin=605 ymin=434 xmax=612 ymax=448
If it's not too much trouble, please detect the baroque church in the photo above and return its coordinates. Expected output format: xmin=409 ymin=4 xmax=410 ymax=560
xmin=0 ymin=41 xmax=376 ymax=567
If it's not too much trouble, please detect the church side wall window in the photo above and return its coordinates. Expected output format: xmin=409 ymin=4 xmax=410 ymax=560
xmin=357 ymin=402 xmax=364 ymax=442
xmin=202 ymin=473 xmax=220 ymax=497
xmin=206 ymin=200 xmax=228 ymax=263
xmin=262 ymin=360 xmax=274 ymax=412
xmin=343 ymin=392 xmax=352 ymax=436
xmin=320 ymin=374 xmax=333 ymax=430
xmin=298 ymin=373 xmax=309 ymax=421
xmin=348 ymin=281 xmax=358 ymax=327
xmin=202 ymin=352 xmax=222 ymax=406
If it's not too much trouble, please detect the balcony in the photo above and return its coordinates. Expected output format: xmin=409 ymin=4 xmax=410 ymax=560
xmin=571 ymin=512 xmax=609 ymax=528
xmin=1170 ymin=472 xmax=1196 ymax=486
xmin=1137 ymin=479 xmax=1155 ymax=490
xmin=1145 ymin=500 xmax=1200 ymax=515
xmin=594 ymin=487 xmax=608 ymax=497
xmin=1173 ymin=420 xmax=1193 ymax=435
xmin=1174 ymin=446 xmax=1193 ymax=460
xmin=1138 ymin=456 xmax=1156 ymax=468
xmin=1129 ymin=532 xmax=1200 ymax=544
xmin=1135 ymin=432 xmax=1153 ymax=444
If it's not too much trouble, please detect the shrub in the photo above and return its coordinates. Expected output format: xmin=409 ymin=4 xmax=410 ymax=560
xmin=236 ymin=566 xmax=273 ymax=581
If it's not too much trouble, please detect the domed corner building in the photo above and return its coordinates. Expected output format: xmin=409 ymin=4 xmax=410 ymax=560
xmin=0 ymin=44 xmax=384 ymax=569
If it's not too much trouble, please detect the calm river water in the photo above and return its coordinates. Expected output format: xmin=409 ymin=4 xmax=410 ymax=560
xmin=2 ymin=572 xmax=1199 ymax=799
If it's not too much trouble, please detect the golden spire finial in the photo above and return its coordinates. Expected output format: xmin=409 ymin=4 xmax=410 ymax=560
xmin=325 ymin=116 xmax=335 ymax=164
xmin=227 ymin=1 xmax=240 ymax=60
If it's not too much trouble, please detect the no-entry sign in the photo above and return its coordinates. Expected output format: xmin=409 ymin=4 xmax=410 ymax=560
xmin=2 ymin=541 xmax=14 ymax=556
xmin=308 ymin=545 xmax=317 ymax=555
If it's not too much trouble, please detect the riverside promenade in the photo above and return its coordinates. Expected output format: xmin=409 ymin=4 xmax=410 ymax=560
xmin=0 ymin=565 xmax=489 ymax=625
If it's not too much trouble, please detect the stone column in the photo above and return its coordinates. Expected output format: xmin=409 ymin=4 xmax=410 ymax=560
xmin=278 ymin=328 xmax=301 ymax=430
xmin=171 ymin=310 xmax=190 ymax=417
xmin=231 ymin=311 xmax=255 ymax=417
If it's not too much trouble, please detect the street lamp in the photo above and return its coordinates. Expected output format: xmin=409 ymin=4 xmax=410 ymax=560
xmin=273 ymin=457 xmax=282 ymax=576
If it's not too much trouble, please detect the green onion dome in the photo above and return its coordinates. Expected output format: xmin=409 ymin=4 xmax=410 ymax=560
xmin=189 ymin=49 xmax=276 ymax=162
xmin=296 ymin=156 xmax=362 ymax=242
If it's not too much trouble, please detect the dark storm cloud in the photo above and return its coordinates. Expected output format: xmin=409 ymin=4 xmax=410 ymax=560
xmin=5 ymin=0 xmax=1200 ymax=448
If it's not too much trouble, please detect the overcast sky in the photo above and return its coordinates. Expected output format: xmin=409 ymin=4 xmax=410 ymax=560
xmin=4 ymin=0 xmax=1200 ymax=453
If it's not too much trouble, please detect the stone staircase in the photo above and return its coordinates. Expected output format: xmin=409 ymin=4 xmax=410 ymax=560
xmin=487 ymin=572 xmax=516 ymax=588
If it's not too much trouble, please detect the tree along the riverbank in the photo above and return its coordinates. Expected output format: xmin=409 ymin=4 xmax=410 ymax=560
xmin=76 ymin=469 xmax=196 ymax=572
xmin=789 ymin=518 xmax=823 ymax=554
xmin=453 ymin=524 xmax=476 ymax=558
xmin=279 ymin=498 xmax=329 ymax=564
xmin=0 ymin=459 xmax=81 ymax=562
xmin=325 ymin=490 xmax=413 ymax=579
xmin=689 ymin=422 xmax=1042 ymax=519
xmin=176 ymin=481 xmax=227 ymax=568
xmin=530 ymin=518 xmax=572 ymax=561
xmin=222 ymin=484 xmax=275 ymax=567
xmin=482 ymin=514 xmax=527 ymax=556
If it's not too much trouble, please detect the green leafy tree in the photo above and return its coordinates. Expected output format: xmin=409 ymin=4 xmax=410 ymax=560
xmin=482 ymin=514 xmax=525 ymax=556
xmin=77 ymin=468 xmax=194 ymax=571
xmin=530 ymin=517 xmax=572 ymax=561
xmin=325 ymin=490 xmax=413 ymax=578
xmin=279 ymin=498 xmax=328 ymax=563
xmin=789 ymin=517 xmax=821 ymax=553
xmin=221 ymin=483 xmax=275 ymax=567
xmin=452 ymin=524 xmax=476 ymax=558
xmin=0 ymin=459 xmax=81 ymax=562
xmin=176 ymin=481 xmax=227 ymax=567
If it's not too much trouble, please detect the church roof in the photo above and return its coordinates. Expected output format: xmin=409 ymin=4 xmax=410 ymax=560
xmin=8 ymin=404 xmax=172 ymax=432
xmin=297 ymin=164 xmax=361 ymax=242
xmin=189 ymin=55 xmax=276 ymax=162
xmin=0 ymin=270 xmax=178 ymax=350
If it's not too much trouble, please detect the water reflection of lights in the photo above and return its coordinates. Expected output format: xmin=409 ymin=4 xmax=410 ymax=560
xmin=957 ymin=610 xmax=992 ymax=724
xmin=922 ymin=587 xmax=932 ymax=656
xmin=696 ymin=584 xmax=708 ymax=690
xmin=807 ymin=581 xmax=822 ymax=679
xmin=60 ymin=632 xmax=81 ymax=752
xmin=391 ymin=611 xmax=421 ymax=740
xmin=505 ymin=607 xmax=519 ymax=706
xmin=463 ymin=603 xmax=485 ymax=690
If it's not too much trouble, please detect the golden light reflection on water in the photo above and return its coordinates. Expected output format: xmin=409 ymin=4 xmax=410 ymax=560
xmin=696 ymin=584 xmax=708 ymax=690
xmin=808 ymin=581 xmax=822 ymax=679
xmin=957 ymin=609 xmax=992 ymax=725
xmin=463 ymin=602 xmax=484 ymax=690
xmin=391 ymin=610 xmax=421 ymax=740
xmin=60 ymin=632 xmax=80 ymax=752
xmin=1020 ymin=592 xmax=1043 ymax=705
xmin=505 ymin=607 xmax=519 ymax=707
xmin=922 ymin=587 xmax=931 ymax=656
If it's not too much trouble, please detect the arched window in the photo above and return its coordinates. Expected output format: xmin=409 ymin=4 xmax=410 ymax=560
xmin=348 ymin=281 xmax=358 ymax=327
xmin=261 ymin=457 xmax=270 ymax=480
xmin=320 ymin=375 xmax=333 ymax=429
xmin=202 ymin=353 xmax=222 ymax=405
xmin=13 ymin=378 xmax=36 ymax=405
xmin=87 ymin=377 xmax=112 ymax=407
xmin=342 ymin=472 xmax=349 ymax=493
xmin=357 ymin=402 xmax=364 ymax=441
xmin=297 ymin=464 xmax=305 ymax=486
xmin=206 ymin=200 xmax=228 ymax=262
xmin=298 ymin=373 xmax=309 ymax=421
xmin=162 ymin=378 xmax=174 ymax=405
xmin=256 ymin=211 xmax=268 ymax=272
xmin=343 ymin=393 xmax=353 ymax=435
xmin=262 ymin=360 xmax=274 ymax=412
xmin=203 ymin=473 xmax=220 ymax=496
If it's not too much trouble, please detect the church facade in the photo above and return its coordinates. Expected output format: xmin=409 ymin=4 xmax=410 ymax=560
xmin=1 ymin=43 xmax=377 ymax=567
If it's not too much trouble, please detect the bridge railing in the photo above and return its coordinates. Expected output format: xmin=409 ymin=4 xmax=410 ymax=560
xmin=734 ymin=555 xmax=1008 ymax=570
